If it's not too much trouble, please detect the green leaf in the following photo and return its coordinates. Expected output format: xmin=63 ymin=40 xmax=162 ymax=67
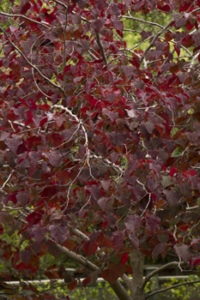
xmin=161 ymin=175 xmax=173 ymax=188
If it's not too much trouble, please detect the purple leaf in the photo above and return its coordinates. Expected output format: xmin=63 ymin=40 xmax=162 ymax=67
xmin=20 ymin=249 xmax=31 ymax=265
xmin=109 ymin=132 xmax=127 ymax=147
xmin=85 ymin=185 xmax=102 ymax=201
xmin=106 ymin=212 xmax=117 ymax=228
xmin=140 ymin=30 xmax=152 ymax=40
xmin=125 ymin=215 xmax=142 ymax=232
xmin=112 ymin=20 xmax=124 ymax=32
xmin=152 ymin=243 xmax=165 ymax=260
xmin=174 ymin=244 xmax=192 ymax=262
xmin=5 ymin=137 xmax=23 ymax=153
xmin=145 ymin=121 xmax=154 ymax=134
xmin=92 ymin=19 xmax=106 ymax=32
xmin=164 ymin=189 xmax=180 ymax=206
xmin=146 ymin=215 xmax=160 ymax=234
xmin=192 ymin=32 xmax=200 ymax=46
xmin=98 ymin=197 xmax=109 ymax=210
xmin=112 ymin=231 xmax=125 ymax=251
xmin=125 ymin=109 xmax=137 ymax=118
xmin=44 ymin=151 xmax=62 ymax=167
xmin=49 ymin=220 xmax=69 ymax=244
xmin=16 ymin=191 xmax=29 ymax=206
xmin=28 ymin=151 xmax=42 ymax=168
xmin=100 ymin=180 xmax=111 ymax=191
xmin=29 ymin=225 xmax=48 ymax=244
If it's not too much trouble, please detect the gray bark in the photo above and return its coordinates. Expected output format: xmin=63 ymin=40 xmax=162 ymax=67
xmin=130 ymin=250 xmax=145 ymax=300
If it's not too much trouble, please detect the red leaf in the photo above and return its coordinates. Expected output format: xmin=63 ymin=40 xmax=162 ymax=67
xmin=67 ymin=280 xmax=77 ymax=291
xmin=83 ymin=241 xmax=98 ymax=257
xmin=27 ymin=212 xmax=42 ymax=226
xmin=101 ymin=268 xmax=119 ymax=284
xmin=20 ymin=2 xmax=31 ymax=14
xmin=158 ymin=4 xmax=170 ymax=12
xmin=170 ymin=167 xmax=177 ymax=177
xmin=190 ymin=256 xmax=200 ymax=269
xmin=0 ymin=225 xmax=3 ymax=234
xmin=121 ymin=253 xmax=129 ymax=265
xmin=82 ymin=276 xmax=91 ymax=287
xmin=109 ymin=264 xmax=126 ymax=277
xmin=56 ymin=170 xmax=70 ymax=184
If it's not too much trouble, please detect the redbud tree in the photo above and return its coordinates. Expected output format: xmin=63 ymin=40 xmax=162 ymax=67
xmin=1 ymin=0 xmax=200 ymax=299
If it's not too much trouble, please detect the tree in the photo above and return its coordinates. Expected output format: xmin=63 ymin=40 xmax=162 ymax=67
xmin=1 ymin=0 xmax=200 ymax=299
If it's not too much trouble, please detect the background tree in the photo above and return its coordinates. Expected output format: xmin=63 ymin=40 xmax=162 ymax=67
xmin=1 ymin=0 xmax=200 ymax=299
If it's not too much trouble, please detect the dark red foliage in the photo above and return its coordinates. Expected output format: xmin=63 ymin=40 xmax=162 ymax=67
xmin=1 ymin=0 xmax=200 ymax=298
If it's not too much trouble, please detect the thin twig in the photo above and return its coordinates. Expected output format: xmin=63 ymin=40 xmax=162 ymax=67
xmin=140 ymin=193 xmax=151 ymax=217
xmin=51 ymin=0 xmax=68 ymax=9
xmin=0 ymin=12 xmax=50 ymax=29
xmin=121 ymin=15 xmax=164 ymax=29
xmin=0 ymin=170 xmax=14 ymax=191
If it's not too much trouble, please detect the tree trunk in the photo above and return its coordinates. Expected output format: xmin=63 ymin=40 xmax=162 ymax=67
xmin=130 ymin=250 xmax=145 ymax=300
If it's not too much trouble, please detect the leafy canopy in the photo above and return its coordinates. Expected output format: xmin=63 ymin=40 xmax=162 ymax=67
xmin=1 ymin=0 xmax=200 ymax=299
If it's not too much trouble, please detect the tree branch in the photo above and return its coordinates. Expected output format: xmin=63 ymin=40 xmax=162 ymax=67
xmin=72 ymin=228 xmax=132 ymax=290
xmin=51 ymin=0 xmax=68 ymax=9
xmin=63 ymin=0 xmax=69 ymax=89
xmin=95 ymin=30 xmax=107 ymax=64
xmin=142 ymin=261 xmax=186 ymax=289
xmin=140 ymin=20 xmax=173 ymax=65
xmin=45 ymin=236 xmax=132 ymax=300
xmin=0 ymin=26 xmax=65 ymax=96
xmin=121 ymin=15 xmax=164 ymax=29
xmin=0 ymin=12 xmax=50 ymax=29
xmin=14 ymin=209 xmax=132 ymax=300
xmin=145 ymin=279 xmax=200 ymax=299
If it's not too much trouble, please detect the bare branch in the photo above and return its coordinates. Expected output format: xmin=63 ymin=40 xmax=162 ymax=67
xmin=140 ymin=193 xmax=152 ymax=217
xmin=186 ymin=205 xmax=199 ymax=211
xmin=142 ymin=261 xmax=186 ymax=289
xmin=0 ymin=12 xmax=50 ymax=29
xmin=0 ymin=170 xmax=14 ymax=192
xmin=145 ymin=279 xmax=200 ymax=299
xmin=95 ymin=30 xmax=107 ymax=64
xmin=51 ymin=0 xmax=68 ymax=9
xmin=121 ymin=15 xmax=164 ymax=29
